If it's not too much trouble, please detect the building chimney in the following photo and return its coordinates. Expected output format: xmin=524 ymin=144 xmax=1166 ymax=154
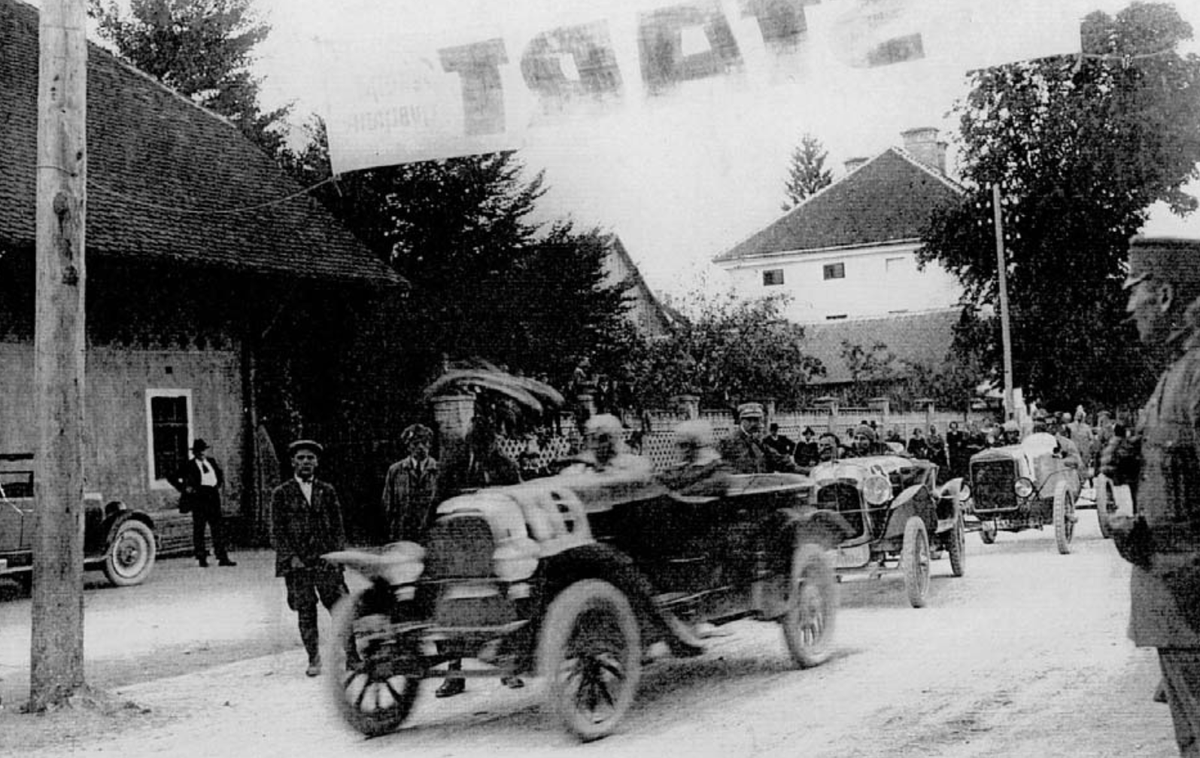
xmin=900 ymin=127 xmax=947 ymax=174
xmin=844 ymin=156 xmax=869 ymax=173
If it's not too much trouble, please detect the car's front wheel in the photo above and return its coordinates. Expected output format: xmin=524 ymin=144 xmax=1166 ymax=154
xmin=901 ymin=516 xmax=931 ymax=608
xmin=1095 ymin=474 xmax=1114 ymax=539
xmin=103 ymin=519 xmax=156 ymax=587
xmin=781 ymin=543 xmax=837 ymax=667
xmin=1054 ymin=487 xmax=1076 ymax=555
xmin=538 ymin=579 xmax=641 ymax=742
xmin=328 ymin=589 xmax=421 ymax=737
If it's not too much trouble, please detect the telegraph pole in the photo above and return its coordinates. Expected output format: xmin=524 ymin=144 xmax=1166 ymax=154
xmin=30 ymin=0 xmax=88 ymax=709
xmin=991 ymin=183 xmax=1015 ymax=419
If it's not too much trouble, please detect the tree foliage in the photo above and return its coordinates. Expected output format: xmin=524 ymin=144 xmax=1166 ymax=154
xmin=281 ymin=119 xmax=633 ymax=391
xmin=839 ymin=340 xmax=895 ymax=404
xmin=89 ymin=0 xmax=289 ymax=156
xmin=918 ymin=2 xmax=1200 ymax=410
xmin=626 ymin=291 xmax=823 ymax=409
xmin=782 ymin=133 xmax=834 ymax=210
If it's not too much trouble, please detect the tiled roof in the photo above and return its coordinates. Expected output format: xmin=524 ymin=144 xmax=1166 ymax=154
xmin=802 ymin=308 xmax=960 ymax=385
xmin=714 ymin=148 xmax=963 ymax=263
xmin=0 ymin=0 xmax=402 ymax=286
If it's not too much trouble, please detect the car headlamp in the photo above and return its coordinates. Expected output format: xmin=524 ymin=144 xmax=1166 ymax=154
xmin=492 ymin=536 xmax=540 ymax=582
xmin=958 ymin=484 xmax=972 ymax=502
xmin=379 ymin=541 xmax=426 ymax=585
xmin=1014 ymin=477 xmax=1034 ymax=498
xmin=863 ymin=475 xmax=892 ymax=506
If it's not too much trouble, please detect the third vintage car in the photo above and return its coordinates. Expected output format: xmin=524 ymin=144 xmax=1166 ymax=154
xmin=322 ymin=468 xmax=851 ymax=742
xmin=0 ymin=452 xmax=159 ymax=588
xmin=966 ymin=432 xmax=1082 ymax=553
xmin=808 ymin=454 xmax=968 ymax=608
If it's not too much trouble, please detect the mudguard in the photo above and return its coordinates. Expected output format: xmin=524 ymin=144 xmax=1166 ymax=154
xmin=883 ymin=484 xmax=932 ymax=541
xmin=85 ymin=502 xmax=131 ymax=557
xmin=783 ymin=505 xmax=855 ymax=550
xmin=933 ymin=478 xmax=966 ymax=529
xmin=536 ymin=543 xmax=706 ymax=662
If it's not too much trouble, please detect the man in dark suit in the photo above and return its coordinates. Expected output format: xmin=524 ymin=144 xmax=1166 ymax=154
xmin=718 ymin=403 xmax=799 ymax=474
xmin=168 ymin=439 xmax=235 ymax=568
xmin=271 ymin=439 xmax=349 ymax=677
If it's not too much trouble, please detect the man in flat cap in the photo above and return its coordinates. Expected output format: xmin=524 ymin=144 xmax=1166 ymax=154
xmin=168 ymin=438 xmax=235 ymax=568
xmin=1102 ymin=236 xmax=1200 ymax=756
xmin=271 ymin=439 xmax=350 ymax=677
xmin=381 ymin=424 xmax=439 ymax=543
xmin=718 ymin=402 xmax=799 ymax=474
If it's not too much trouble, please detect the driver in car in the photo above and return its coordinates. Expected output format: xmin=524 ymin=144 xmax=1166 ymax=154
xmin=844 ymin=424 xmax=890 ymax=458
xmin=657 ymin=420 xmax=732 ymax=497
xmin=564 ymin=414 xmax=652 ymax=476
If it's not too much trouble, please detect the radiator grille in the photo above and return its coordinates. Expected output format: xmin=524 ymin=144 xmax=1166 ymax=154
xmin=971 ymin=459 xmax=1018 ymax=512
xmin=423 ymin=515 xmax=495 ymax=580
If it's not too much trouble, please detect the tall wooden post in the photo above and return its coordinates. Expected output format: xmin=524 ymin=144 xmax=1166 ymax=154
xmin=30 ymin=0 xmax=88 ymax=709
xmin=992 ymin=183 xmax=1015 ymax=419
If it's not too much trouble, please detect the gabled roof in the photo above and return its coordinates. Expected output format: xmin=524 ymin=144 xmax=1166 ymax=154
xmin=607 ymin=236 xmax=675 ymax=333
xmin=714 ymin=148 xmax=963 ymax=264
xmin=802 ymin=308 xmax=960 ymax=385
xmin=0 ymin=0 xmax=402 ymax=286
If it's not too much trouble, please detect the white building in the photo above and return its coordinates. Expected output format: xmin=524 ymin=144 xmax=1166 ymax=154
xmin=714 ymin=128 xmax=963 ymax=324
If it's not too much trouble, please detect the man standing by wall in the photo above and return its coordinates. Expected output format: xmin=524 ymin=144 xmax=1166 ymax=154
xmin=169 ymin=439 xmax=235 ymax=568
xmin=271 ymin=439 xmax=349 ymax=677
xmin=1104 ymin=237 xmax=1200 ymax=757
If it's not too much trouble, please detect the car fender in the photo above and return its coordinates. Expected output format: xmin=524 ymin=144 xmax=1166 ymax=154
xmin=933 ymin=478 xmax=966 ymax=530
xmin=779 ymin=505 xmax=855 ymax=551
xmin=536 ymin=543 xmax=703 ymax=659
xmin=92 ymin=506 xmax=155 ymax=559
xmin=884 ymin=484 xmax=933 ymax=541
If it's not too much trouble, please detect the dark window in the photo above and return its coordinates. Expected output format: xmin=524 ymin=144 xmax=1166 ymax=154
xmin=150 ymin=395 xmax=189 ymax=481
xmin=826 ymin=314 xmax=848 ymax=320
xmin=762 ymin=269 xmax=784 ymax=286
xmin=823 ymin=262 xmax=845 ymax=280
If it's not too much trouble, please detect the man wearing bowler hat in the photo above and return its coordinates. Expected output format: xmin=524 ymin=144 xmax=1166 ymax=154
xmin=1102 ymin=236 xmax=1200 ymax=756
xmin=719 ymin=402 xmax=800 ymax=474
xmin=272 ymin=439 xmax=350 ymax=677
xmin=168 ymin=438 xmax=235 ymax=568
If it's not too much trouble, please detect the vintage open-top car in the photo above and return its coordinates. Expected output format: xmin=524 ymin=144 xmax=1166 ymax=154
xmin=322 ymin=469 xmax=851 ymax=742
xmin=0 ymin=453 xmax=158 ymax=588
xmin=808 ymin=454 xmax=967 ymax=608
xmin=967 ymin=433 xmax=1082 ymax=553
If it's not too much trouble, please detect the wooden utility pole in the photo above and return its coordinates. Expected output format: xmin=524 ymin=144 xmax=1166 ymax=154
xmin=30 ymin=0 xmax=88 ymax=710
xmin=992 ymin=183 xmax=1015 ymax=420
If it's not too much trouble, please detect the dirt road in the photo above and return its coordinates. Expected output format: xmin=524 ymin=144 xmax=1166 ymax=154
xmin=0 ymin=517 xmax=1181 ymax=757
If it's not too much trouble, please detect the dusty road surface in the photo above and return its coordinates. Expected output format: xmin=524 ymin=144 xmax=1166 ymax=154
xmin=0 ymin=517 xmax=1182 ymax=757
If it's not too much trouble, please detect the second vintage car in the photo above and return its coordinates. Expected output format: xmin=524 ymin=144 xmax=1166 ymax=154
xmin=966 ymin=432 xmax=1082 ymax=553
xmin=808 ymin=454 xmax=968 ymax=608
xmin=322 ymin=468 xmax=851 ymax=742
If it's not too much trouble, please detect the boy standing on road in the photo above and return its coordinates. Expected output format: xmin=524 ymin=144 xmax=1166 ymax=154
xmin=271 ymin=439 xmax=350 ymax=677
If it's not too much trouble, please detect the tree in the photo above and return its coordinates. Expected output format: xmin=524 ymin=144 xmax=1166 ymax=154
xmin=625 ymin=291 xmax=824 ymax=409
xmin=782 ymin=133 xmax=833 ymax=210
xmin=88 ymin=0 xmax=288 ymax=156
xmin=918 ymin=2 xmax=1200 ymax=410
xmin=280 ymin=120 xmax=633 ymax=391
xmin=840 ymin=340 xmax=895 ymax=405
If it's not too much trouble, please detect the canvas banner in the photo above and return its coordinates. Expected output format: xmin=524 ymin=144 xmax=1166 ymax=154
xmin=317 ymin=0 xmax=1083 ymax=175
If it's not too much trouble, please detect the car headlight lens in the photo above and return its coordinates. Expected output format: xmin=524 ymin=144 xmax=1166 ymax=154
xmin=1014 ymin=478 xmax=1034 ymax=498
xmin=379 ymin=541 xmax=426 ymax=585
xmin=958 ymin=484 xmax=971 ymax=502
xmin=493 ymin=537 xmax=540 ymax=582
xmin=863 ymin=475 xmax=892 ymax=506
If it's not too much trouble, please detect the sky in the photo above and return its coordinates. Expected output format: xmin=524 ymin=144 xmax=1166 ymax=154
xmin=247 ymin=0 xmax=1200 ymax=298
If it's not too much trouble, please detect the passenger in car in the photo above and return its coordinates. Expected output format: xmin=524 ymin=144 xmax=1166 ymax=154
xmin=845 ymin=424 xmax=890 ymax=458
xmin=719 ymin=402 xmax=800 ymax=474
xmin=563 ymin=413 xmax=652 ymax=476
xmin=657 ymin=420 xmax=732 ymax=498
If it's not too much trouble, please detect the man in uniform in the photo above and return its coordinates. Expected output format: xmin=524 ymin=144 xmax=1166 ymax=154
xmin=718 ymin=403 xmax=799 ymax=474
xmin=1103 ymin=236 xmax=1200 ymax=757
xmin=271 ymin=439 xmax=350 ymax=677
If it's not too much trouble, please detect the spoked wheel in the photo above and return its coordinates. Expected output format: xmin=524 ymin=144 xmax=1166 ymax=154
xmin=539 ymin=580 xmax=641 ymax=742
xmin=1054 ymin=487 xmax=1076 ymax=555
xmin=103 ymin=519 xmax=157 ymax=587
xmin=328 ymin=589 xmax=422 ymax=737
xmin=946 ymin=515 xmax=966 ymax=577
xmin=1095 ymin=474 xmax=1114 ymax=539
xmin=980 ymin=521 xmax=997 ymax=545
xmin=901 ymin=516 xmax=931 ymax=608
xmin=781 ymin=543 xmax=837 ymax=667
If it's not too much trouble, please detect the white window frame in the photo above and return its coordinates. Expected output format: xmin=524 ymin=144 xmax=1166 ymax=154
xmin=823 ymin=262 xmax=845 ymax=280
xmin=762 ymin=268 xmax=785 ymax=286
xmin=145 ymin=389 xmax=193 ymax=490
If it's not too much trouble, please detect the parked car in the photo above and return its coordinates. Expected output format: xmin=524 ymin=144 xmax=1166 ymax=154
xmin=0 ymin=453 xmax=158 ymax=588
xmin=966 ymin=433 xmax=1082 ymax=553
xmin=808 ymin=454 xmax=968 ymax=608
xmin=322 ymin=469 xmax=851 ymax=742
